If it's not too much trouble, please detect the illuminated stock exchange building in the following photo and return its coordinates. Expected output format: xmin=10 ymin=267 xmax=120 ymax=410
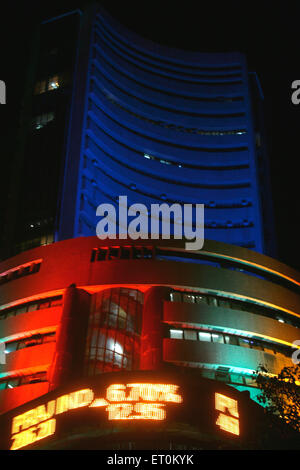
xmin=0 ymin=5 xmax=300 ymax=450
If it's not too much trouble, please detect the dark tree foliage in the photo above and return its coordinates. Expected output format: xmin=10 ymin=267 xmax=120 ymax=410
xmin=255 ymin=364 xmax=300 ymax=436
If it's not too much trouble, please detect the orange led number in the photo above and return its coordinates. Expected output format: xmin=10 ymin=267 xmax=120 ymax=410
xmin=215 ymin=393 xmax=240 ymax=436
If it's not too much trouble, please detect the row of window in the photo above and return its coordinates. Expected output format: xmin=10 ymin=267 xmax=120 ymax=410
xmin=144 ymin=153 xmax=250 ymax=180
xmin=204 ymin=220 xmax=253 ymax=228
xmin=91 ymin=246 xmax=154 ymax=262
xmin=163 ymin=247 xmax=299 ymax=292
xmin=5 ymin=332 xmax=56 ymax=354
xmin=93 ymin=43 xmax=244 ymax=97
xmin=88 ymin=288 xmax=143 ymax=333
xmin=168 ymin=328 xmax=290 ymax=357
xmin=0 ymin=372 xmax=47 ymax=390
xmin=87 ymin=115 xmax=250 ymax=202
xmin=0 ymin=261 xmax=41 ymax=287
xmin=0 ymin=296 xmax=62 ymax=320
xmin=200 ymin=367 xmax=257 ymax=387
xmin=15 ymin=233 xmax=54 ymax=254
xmin=169 ymin=290 xmax=291 ymax=325
xmin=85 ymin=288 xmax=143 ymax=375
xmin=95 ymin=18 xmax=243 ymax=75
xmin=87 ymin=341 xmax=134 ymax=371
xmin=90 ymin=92 xmax=248 ymax=153
xmin=104 ymin=90 xmax=247 ymax=135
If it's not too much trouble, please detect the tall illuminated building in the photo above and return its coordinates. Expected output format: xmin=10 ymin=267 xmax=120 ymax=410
xmin=2 ymin=5 xmax=274 ymax=259
xmin=0 ymin=5 xmax=298 ymax=450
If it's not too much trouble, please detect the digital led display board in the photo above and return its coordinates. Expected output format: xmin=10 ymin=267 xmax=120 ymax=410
xmin=0 ymin=370 xmax=272 ymax=450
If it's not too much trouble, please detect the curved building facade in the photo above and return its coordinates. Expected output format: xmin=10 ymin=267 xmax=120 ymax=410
xmin=0 ymin=237 xmax=299 ymax=427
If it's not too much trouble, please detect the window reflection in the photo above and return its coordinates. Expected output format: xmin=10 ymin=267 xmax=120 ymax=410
xmin=85 ymin=288 xmax=143 ymax=375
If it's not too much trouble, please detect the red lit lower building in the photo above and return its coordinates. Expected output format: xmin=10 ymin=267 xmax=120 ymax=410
xmin=0 ymin=236 xmax=299 ymax=449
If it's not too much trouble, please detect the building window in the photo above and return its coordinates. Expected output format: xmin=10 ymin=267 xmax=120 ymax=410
xmin=168 ymin=327 xmax=292 ymax=358
xmin=85 ymin=288 xmax=143 ymax=375
xmin=199 ymin=332 xmax=211 ymax=342
xmin=170 ymin=329 xmax=183 ymax=339
xmin=230 ymin=373 xmax=244 ymax=385
xmin=34 ymin=75 xmax=60 ymax=95
xmin=208 ymin=297 xmax=218 ymax=307
xmin=215 ymin=366 xmax=230 ymax=382
xmin=0 ymin=372 xmax=47 ymax=390
xmin=104 ymin=89 xmax=246 ymax=136
xmin=32 ymin=112 xmax=55 ymax=130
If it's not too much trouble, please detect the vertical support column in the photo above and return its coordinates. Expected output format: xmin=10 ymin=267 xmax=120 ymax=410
xmin=48 ymin=285 xmax=90 ymax=391
xmin=140 ymin=286 xmax=171 ymax=370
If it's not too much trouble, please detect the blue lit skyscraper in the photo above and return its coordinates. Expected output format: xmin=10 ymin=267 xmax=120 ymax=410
xmin=2 ymin=5 xmax=274 ymax=259
xmin=56 ymin=6 xmax=273 ymax=255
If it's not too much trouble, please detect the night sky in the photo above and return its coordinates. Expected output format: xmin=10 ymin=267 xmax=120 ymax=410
xmin=1 ymin=1 xmax=299 ymax=269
